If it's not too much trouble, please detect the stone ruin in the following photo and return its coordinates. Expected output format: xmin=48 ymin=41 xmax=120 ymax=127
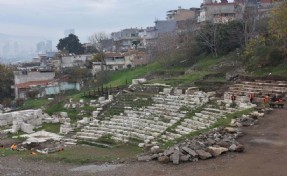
xmin=1 ymin=79 xmax=285 ymax=160
xmin=75 ymin=84 xmax=255 ymax=147
xmin=224 ymin=80 xmax=287 ymax=104
xmin=0 ymin=109 xmax=43 ymax=133
xmin=138 ymin=108 xmax=271 ymax=164
xmin=0 ymin=108 xmax=75 ymax=135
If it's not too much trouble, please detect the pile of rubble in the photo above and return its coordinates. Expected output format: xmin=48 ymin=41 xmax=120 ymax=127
xmin=138 ymin=126 xmax=244 ymax=164
xmin=10 ymin=131 xmax=78 ymax=153
xmin=230 ymin=110 xmax=267 ymax=127
xmin=138 ymin=110 xmax=270 ymax=164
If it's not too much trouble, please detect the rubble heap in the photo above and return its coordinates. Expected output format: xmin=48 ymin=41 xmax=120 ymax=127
xmin=138 ymin=126 xmax=245 ymax=164
xmin=138 ymin=109 xmax=270 ymax=164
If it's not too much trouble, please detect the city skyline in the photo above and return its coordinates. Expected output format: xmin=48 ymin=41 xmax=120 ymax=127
xmin=0 ymin=0 xmax=202 ymax=62
xmin=0 ymin=1 xmax=201 ymax=44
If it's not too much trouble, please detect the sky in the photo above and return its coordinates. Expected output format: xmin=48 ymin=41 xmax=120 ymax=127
xmin=0 ymin=0 xmax=202 ymax=46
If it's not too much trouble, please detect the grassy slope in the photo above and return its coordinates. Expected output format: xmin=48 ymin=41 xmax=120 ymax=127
xmin=21 ymin=99 xmax=51 ymax=110
xmin=253 ymin=64 xmax=287 ymax=77
xmin=106 ymin=62 xmax=161 ymax=86
xmin=19 ymin=55 xmax=233 ymax=110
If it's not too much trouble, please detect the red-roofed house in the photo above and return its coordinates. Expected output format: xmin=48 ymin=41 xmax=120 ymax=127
xmin=13 ymin=71 xmax=81 ymax=99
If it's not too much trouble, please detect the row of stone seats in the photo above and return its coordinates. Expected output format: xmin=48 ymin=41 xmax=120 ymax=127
xmin=228 ymin=86 xmax=286 ymax=95
xmin=77 ymin=91 xmax=209 ymax=143
xmin=161 ymin=106 xmax=235 ymax=141
xmin=242 ymin=80 xmax=287 ymax=86
xmin=77 ymin=114 xmax=170 ymax=142
xmin=225 ymin=80 xmax=287 ymax=103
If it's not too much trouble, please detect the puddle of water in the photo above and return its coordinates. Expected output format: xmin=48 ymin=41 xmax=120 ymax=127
xmin=250 ymin=138 xmax=284 ymax=146
xmin=70 ymin=164 xmax=124 ymax=173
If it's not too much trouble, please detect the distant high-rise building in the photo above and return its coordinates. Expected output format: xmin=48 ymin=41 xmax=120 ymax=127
xmin=36 ymin=41 xmax=46 ymax=54
xmin=36 ymin=40 xmax=53 ymax=54
xmin=13 ymin=42 xmax=19 ymax=53
xmin=64 ymin=29 xmax=75 ymax=37
xmin=46 ymin=40 xmax=52 ymax=52
xmin=2 ymin=42 xmax=10 ymax=56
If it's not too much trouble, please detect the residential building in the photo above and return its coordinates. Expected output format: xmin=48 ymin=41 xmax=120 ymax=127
xmin=111 ymin=28 xmax=142 ymax=52
xmin=14 ymin=70 xmax=55 ymax=99
xmin=60 ymin=54 xmax=92 ymax=68
xmin=166 ymin=7 xmax=200 ymax=21
xmin=125 ymin=50 xmax=149 ymax=67
xmin=198 ymin=0 xmax=284 ymax=23
xmin=155 ymin=20 xmax=177 ymax=35
xmin=92 ymin=62 xmax=106 ymax=76
xmin=44 ymin=76 xmax=81 ymax=96
xmin=13 ymin=70 xmax=81 ymax=99
xmin=139 ymin=27 xmax=158 ymax=48
xmin=104 ymin=52 xmax=126 ymax=71
xmin=198 ymin=0 xmax=244 ymax=23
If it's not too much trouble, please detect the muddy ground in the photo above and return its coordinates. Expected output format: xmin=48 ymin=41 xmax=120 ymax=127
xmin=0 ymin=108 xmax=286 ymax=176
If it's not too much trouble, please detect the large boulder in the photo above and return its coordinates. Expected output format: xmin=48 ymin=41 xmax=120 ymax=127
xmin=182 ymin=147 xmax=198 ymax=157
xmin=206 ymin=146 xmax=228 ymax=157
xmin=158 ymin=156 xmax=170 ymax=163
xmin=164 ymin=147 xmax=175 ymax=156
xmin=180 ymin=155 xmax=190 ymax=162
xmin=196 ymin=150 xmax=212 ymax=160
xmin=171 ymin=147 xmax=180 ymax=164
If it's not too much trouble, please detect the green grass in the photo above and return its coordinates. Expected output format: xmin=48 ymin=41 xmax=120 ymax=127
xmin=149 ymin=71 xmax=210 ymax=86
xmin=36 ymin=123 xmax=61 ymax=133
xmin=21 ymin=98 xmax=51 ymax=109
xmin=0 ymin=148 xmax=24 ymax=157
xmin=106 ymin=62 xmax=161 ymax=87
xmin=45 ymin=101 xmax=65 ymax=115
xmin=253 ymin=64 xmax=287 ymax=77
xmin=193 ymin=55 xmax=226 ymax=70
xmin=2 ymin=144 xmax=142 ymax=164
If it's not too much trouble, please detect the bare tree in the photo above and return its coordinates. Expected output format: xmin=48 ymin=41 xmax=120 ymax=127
xmin=196 ymin=22 xmax=219 ymax=57
xmin=243 ymin=3 xmax=258 ymax=46
xmin=153 ymin=32 xmax=180 ymax=67
xmin=88 ymin=32 xmax=110 ymax=71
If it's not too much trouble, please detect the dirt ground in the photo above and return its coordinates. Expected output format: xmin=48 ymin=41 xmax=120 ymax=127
xmin=1 ymin=108 xmax=287 ymax=176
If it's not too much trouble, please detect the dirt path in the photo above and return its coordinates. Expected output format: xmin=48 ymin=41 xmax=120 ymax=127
xmin=1 ymin=108 xmax=286 ymax=176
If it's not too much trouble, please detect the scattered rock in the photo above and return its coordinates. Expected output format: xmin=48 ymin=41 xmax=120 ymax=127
xmin=196 ymin=150 xmax=212 ymax=160
xmin=138 ymin=155 xmax=152 ymax=161
xmin=206 ymin=146 xmax=228 ymax=157
xmin=229 ymin=144 xmax=237 ymax=152
xmin=225 ymin=127 xmax=238 ymax=133
xmin=151 ymin=145 xmax=159 ymax=152
xmin=158 ymin=156 xmax=170 ymax=163
xmin=217 ymin=141 xmax=230 ymax=148
xmin=171 ymin=147 xmax=180 ymax=164
xmin=164 ymin=147 xmax=174 ymax=156
xmin=235 ymin=144 xmax=245 ymax=152
xmin=180 ymin=155 xmax=190 ymax=162
xmin=182 ymin=147 xmax=198 ymax=157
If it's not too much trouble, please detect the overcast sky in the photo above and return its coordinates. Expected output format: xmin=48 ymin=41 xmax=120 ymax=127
xmin=0 ymin=0 xmax=202 ymax=44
